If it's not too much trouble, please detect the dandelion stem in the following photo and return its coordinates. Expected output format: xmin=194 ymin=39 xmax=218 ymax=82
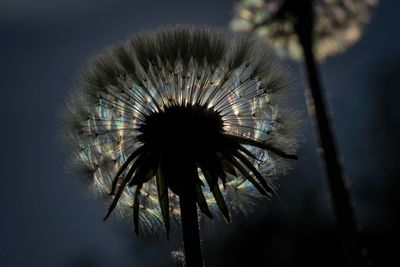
xmin=294 ymin=1 xmax=368 ymax=266
xmin=301 ymin=41 xmax=367 ymax=267
xmin=179 ymin=168 xmax=204 ymax=267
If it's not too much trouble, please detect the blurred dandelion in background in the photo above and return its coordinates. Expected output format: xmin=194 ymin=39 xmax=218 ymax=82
xmin=63 ymin=25 xmax=299 ymax=266
xmin=231 ymin=1 xmax=378 ymax=267
xmin=231 ymin=0 xmax=377 ymax=61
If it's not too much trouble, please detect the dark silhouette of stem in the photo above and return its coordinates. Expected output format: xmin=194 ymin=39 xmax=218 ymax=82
xmin=179 ymin=181 xmax=204 ymax=267
xmin=300 ymin=38 xmax=367 ymax=267
xmin=171 ymin=162 xmax=204 ymax=267
xmin=290 ymin=1 xmax=368 ymax=266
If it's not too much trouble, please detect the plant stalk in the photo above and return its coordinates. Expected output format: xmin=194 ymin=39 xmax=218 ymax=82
xmin=179 ymin=183 xmax=204 ymax=267
xmin=175 ymin=161 xmax=204 ymax=267
xmin=296 ymin=11 xmax=368 ymax=266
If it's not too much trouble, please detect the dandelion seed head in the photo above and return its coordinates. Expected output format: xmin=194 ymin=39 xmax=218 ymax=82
xmin=63 ymin=25 xmax=299 ymax=235
xmin=230 ymin=0 xmax=377 ymax=61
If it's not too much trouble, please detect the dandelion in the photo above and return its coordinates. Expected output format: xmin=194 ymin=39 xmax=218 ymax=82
xmin=231 ymin=1 xmax=377 ymax=266
xmin=231 ymin=0 xmax=377 ymax=61
xmin=63 ymin=25 xmax=299 ymax=267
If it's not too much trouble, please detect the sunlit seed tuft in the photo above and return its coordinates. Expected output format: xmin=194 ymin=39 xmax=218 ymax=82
xmin=63 ymin=25 xmax=300 ymax=235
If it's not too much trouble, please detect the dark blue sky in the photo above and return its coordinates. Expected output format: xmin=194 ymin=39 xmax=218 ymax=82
xmin=1 ymin=1 xmax=399 ymax=267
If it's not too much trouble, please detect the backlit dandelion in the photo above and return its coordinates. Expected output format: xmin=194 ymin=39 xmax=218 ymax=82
xmin=64 ymin=25 xmax=299 ymax=267
xmin=231 ymin=0 xmax=377 ymax=61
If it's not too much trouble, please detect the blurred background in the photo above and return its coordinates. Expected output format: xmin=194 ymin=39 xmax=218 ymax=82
xmin=0 ymin=0 xmax=398 ymax=266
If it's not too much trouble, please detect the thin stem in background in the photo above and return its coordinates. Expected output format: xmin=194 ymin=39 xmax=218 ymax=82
xmin=293 ymin=1 xmax=369 ymax=265
xmin=300 ymin=38 xmax=367 ymax=267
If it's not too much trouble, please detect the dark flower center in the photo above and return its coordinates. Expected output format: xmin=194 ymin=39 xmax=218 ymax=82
xmin=137 ymin=104 xmax=224 ymax=157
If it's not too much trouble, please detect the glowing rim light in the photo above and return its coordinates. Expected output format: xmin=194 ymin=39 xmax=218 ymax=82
xmin=64 ymin=25 xmax=300 ymax=235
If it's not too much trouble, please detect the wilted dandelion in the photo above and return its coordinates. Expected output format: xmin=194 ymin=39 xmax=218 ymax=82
xmin=231 ymin=0 xmax=377 ymax=61
xmin=64 ymin=25 xmax=299 ymax=266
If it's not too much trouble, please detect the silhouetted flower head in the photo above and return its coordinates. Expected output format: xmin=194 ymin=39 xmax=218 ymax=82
xmin=64 ymin=25 xmax=299 ymax=236
xmin=230 ymin=0 xmax=377 ymax=61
